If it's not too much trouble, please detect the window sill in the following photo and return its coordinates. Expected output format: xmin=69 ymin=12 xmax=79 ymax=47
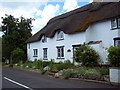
xmin=56 ymin=38 xmax=64 ymax=41
xmin=111 ymin=27 xmax=120 ymax=30
xmin=33 ymin=56 xmax=38 ymax=57
xmin=43 ymin=58 xmax=48 ymax=60
xmin=56 ymin=57 xmax=65 ymax=59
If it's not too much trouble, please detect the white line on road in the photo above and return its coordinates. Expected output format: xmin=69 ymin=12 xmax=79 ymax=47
xmin=4 ymin=77 xmax=34 ymax=90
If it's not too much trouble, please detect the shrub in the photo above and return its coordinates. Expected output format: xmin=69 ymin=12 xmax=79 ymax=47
xmin=33 ymin=60 xmax=42 ymax=69
xmin=48 ymin=59 xmax=55 ymax=70
xmin=74 ymin=44 xmax=99 ymax=67
xmin=53 ymin=60 xmax=74 ymax=71
xmin=63 ymin=69 xmax=74 ymax=79
xmin=83 ymin=69 xmax=101 ymax=80
xmin=107 ymin=46 xmax=120 ymax=67
xmin=96 ymin=67 xmax=109 ymax=75
xmin=42 ymin=61 xmax=50 ymax=67
xmin=11 ymin=48 xmax=25 ymax=63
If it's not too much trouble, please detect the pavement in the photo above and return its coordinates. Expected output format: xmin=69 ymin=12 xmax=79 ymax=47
xmin=2 ymin=67 xmax=119 ymax=89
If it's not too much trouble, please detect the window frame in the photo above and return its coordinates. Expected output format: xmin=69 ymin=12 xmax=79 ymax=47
xmin=43 ymin=48 xmax=48 ymax=60
xmin=114 ymin=37 xmax=120 ymax=47
xmin=33 ymin=49 xmax=38 ymax=57
xmin=111 ymin=18 xmax=120 ymax=30
xmin=28 ymin=43 xmax=30 ymax=49
xmin=57 ymin=31 xmax=64 ymax=41
xmin=42 ymin=35 xmax=47 ymax=43
xmin=56 ymin=46 xmax=64 ymax=59
xmin=111 ymin=19 xmax=117 ymax=29
xmin=118 ymin=18 xmax=120 ymax=28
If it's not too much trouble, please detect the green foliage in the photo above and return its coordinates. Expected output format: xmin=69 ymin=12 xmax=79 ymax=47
xmin=12 ymin=48 xmax=25 ymax=63
xmin=107 ymin=46 xmax=120 ymax=67
xmin=74 ymin=44 xmax=100 ymax=67
xmin=96 ymin=67 xmax=109 ymax=75
xmin=53 ymin=60 xmax=74 ymax=71
xmin=48 ymin=59 xmax=55 ymax=70
xmin=33 ymin=60 xmax=42 ymax=69
xmin=1 ymin=14 xmax=33 ymax=63
xmin=63 ymin=69 xmax=74 ymax=79
xmin=83 ymin=69 xmax=101 ymax=80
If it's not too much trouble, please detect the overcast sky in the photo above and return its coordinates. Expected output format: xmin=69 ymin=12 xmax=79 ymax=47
xmin=0 ymin=0 xmax=93 ymax=36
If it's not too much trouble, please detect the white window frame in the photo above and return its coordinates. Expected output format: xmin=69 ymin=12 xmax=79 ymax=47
xmin=57 ymin=31 xmax=64 ymax=40
xmin=111 ymin=19 xmax=117 ymax=29
xmin=57 ymin=46 xmax=64 ymax=59
xmin=33 ymin=49 xmax=38 ymax=57
xmin=43 ymin=48 xmax=48 ymax=60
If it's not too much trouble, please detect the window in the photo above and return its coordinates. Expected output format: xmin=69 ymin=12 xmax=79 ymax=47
xmin=57 ymin=31 xmax=64 ymax=40
xmin=114 ymin=37 xmax=120 ymax=47
xmin=57 ymin=46 xmax=64 ymax=59
xmin=28 ymin=43 xmax=30 ymax=49
xmin=111 ymin=19 xmax=117 ymax=29
xmin=42 ymin=35 xmax=47 ymax=43
xmin=33 ymin=49 xmax=38 ymax=57
xmin=43 ymin=48 xmax=47 ymax=59
xmin=118 ymin=18 xmax=120 ymax=28
xmin=111 ymin=18 xmax=120 ymax=29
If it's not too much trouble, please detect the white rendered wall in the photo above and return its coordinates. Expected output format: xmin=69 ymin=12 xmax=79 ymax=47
xmin=27 ymin=32 xmax=85 ymax=63
xmin=86 ymin=20 xmax=119 ymax=64
xmin=27 ymin=20 xmax=119 ymax=64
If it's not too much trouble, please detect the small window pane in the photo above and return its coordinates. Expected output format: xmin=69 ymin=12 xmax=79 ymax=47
xmin=61 ymin=48 xmax=64 ymax=57
xmin=114 ymin=40 xmax=120 ymax=47
xmin=33 ymin=49 xmax=38 ymax=57
xmin=118 ymin=41 xmax=120 ymax=47
xmin=43 ymin=48 xmax=47 ymax=59
xmin=42 ymin=35 xmax=47 ymax=43
xmin=57 ymin=31 xmax=64 ymax=40
xmin=111 ymin=19 xmax=117 ymax=29
xmin=28 ymin=44 xmax=30 ymax=49
xmin=57 ymin=47 xmax=64 ymax=58
xmin=118 ymin=19 xmax=120 ymax=28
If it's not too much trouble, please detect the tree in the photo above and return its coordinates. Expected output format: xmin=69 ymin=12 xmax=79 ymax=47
xmin=11 ymin=48 xmax=25 ymax=63
xmin=1 ymin=14 xmax=33 ymax=64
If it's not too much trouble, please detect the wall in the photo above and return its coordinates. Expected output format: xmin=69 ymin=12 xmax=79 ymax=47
xmin=27 ymin=20 xmax=119 ymax=64
xmin=86 ymin=20 xmax=119 ymax=64
xmin=27 ymin=32 xmax=86 ymax=63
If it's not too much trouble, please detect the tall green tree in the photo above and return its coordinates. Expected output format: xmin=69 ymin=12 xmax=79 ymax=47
xmin=1 ymin=14 xmax=33 ymax=63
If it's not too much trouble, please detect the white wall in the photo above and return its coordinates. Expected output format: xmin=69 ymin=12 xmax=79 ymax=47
xmin=27 ymin=32 xmax=85 ymax=63
xmin=86 ymin=20 xmax=119 ymax=64
xmin=27 ymin=20 xmax=119 ymax=64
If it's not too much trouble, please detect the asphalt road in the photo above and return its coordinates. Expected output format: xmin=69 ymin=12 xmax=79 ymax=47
xmin=2 ymin=67 xmax=119 ymax=89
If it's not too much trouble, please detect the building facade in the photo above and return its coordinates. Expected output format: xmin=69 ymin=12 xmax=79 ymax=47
xmin=26 ymin=2 xmax=120 ymax=64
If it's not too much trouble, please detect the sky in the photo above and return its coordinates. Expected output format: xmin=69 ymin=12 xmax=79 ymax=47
xmin=0 ymin=0 xmax=93 ymax=36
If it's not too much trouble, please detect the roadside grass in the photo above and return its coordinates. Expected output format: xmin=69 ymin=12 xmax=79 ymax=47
xmin=11 ymin=60 xmax=109 ymax=82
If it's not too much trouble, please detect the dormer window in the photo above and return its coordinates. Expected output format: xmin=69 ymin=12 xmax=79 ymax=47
xmin=57 ymin=31 xmax=64 ymax=40
xmin=111 ymin=18 xmax=120 ymax=29
xmin=111 ymin=19 xmax=117 ymax=29
xmin=42 ymin=35 xmax=47 ymax=43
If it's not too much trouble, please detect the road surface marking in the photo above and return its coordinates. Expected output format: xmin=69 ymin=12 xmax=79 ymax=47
xmin=4 ymin=77 xmax=34 ymax=90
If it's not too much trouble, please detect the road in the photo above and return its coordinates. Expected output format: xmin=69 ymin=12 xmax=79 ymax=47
xmin=2 ymin=67 xmax=119 ymax=89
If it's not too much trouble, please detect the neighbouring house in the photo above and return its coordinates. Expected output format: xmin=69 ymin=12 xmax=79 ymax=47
xmin=26 ymin=2 xmax=120 ymax=65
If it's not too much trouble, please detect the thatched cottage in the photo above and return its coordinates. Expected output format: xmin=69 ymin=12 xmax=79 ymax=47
xmin=26 ymin=2 xmax=120 ymax=64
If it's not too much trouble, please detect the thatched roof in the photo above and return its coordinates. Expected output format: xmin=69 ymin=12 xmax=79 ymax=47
xmin=26 ymin=2 xmax=120 ymax=43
